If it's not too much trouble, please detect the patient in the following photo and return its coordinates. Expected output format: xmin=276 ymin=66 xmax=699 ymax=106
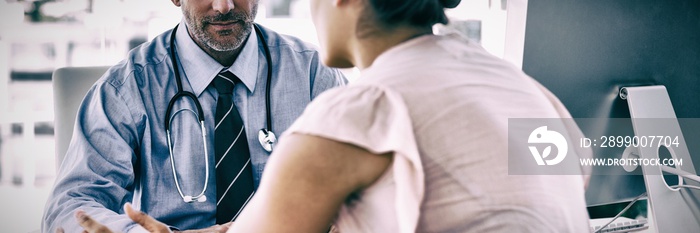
xmin=74 ymin=0 xmax=591 ymax=232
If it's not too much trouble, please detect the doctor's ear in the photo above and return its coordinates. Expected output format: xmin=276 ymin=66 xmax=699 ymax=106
xmin=171 ymin=0 xmax=182 ymax=7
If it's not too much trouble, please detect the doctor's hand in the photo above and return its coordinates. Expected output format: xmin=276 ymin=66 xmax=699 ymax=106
xmin=63 ymin=203 xmax=232 ymax=233
xmin=64 ymin=203 xmax=170 ymax=233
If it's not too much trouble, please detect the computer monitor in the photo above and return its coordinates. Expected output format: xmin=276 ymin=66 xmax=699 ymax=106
xmin=509 ymin=0 xmax=700 ymax=207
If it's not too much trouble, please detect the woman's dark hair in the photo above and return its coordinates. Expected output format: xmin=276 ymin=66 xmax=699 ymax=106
xmin=366 ymin=0 xmax=461 ymax=29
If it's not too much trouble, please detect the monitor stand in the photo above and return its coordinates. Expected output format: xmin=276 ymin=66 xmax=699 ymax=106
xmin=620 ymin=85 xmax=700 ymax=233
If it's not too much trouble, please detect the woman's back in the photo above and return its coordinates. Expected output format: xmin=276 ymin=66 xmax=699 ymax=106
xmin=341 ymin=33 xmax=590 ymax=232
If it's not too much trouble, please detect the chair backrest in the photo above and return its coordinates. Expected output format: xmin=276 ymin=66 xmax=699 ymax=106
xmin=52 ymin=66 xmax=109 ymax=169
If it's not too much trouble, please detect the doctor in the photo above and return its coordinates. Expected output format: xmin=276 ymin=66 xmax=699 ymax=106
xmin=42 ymin=0 xmax=345 ymax=232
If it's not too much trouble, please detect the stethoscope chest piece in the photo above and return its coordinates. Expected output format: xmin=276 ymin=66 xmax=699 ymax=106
xmin=258 ymin=128 xmax=276 ymax=152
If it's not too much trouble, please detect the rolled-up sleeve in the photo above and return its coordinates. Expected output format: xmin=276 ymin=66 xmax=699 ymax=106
xmin=42 ymin=79 xmax=143 ymax=233
xmin=283 ymin=84 xmax=424 ymax=233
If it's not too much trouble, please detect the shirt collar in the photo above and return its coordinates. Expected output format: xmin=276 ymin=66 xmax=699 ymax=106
xmin=175 ymin=18 xmax=259 ymax=95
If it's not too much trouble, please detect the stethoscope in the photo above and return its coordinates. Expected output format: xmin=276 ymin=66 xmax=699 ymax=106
xmin=164 ymin=23 xmax=277 ymax=203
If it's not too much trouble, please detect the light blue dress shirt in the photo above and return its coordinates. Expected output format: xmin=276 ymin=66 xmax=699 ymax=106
xmin=42 ymin=20 xmax=346 ymax=233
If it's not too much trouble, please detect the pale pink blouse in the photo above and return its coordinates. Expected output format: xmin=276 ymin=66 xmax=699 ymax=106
xmin=282 ymin=34 xmax=591 ymax=232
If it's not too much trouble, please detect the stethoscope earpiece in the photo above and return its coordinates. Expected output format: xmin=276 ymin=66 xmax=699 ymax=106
xmin=183 ymin=195 xmax=207 ymax=203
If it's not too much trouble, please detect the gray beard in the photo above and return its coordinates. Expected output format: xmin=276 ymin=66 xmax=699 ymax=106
xmin=193 ymin=23 xmax=251 ymax=52
xmin=183 ymin=4 xmax=258 ymax=52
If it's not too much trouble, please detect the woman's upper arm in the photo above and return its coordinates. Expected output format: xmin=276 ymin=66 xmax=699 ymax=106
xmin=229 ymin=133 xmax=392 ymax=233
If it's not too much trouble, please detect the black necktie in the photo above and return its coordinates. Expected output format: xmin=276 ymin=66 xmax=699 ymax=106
xmin=213 ymin=71 xmax=255 ymax=223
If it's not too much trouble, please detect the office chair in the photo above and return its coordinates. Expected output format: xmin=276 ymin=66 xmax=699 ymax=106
xmin=52 ymin=66 xmax=109 ymax=169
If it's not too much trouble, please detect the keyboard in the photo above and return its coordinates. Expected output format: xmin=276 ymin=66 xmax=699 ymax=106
xmin=589 ymin=217 xmax=649 ymax=233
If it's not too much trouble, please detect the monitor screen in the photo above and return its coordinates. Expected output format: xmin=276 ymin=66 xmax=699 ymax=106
xmin=515 ymin=0 xmax=700 ymax=206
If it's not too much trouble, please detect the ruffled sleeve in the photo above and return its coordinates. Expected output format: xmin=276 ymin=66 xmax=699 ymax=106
xmin=282 ymin=84 xmax=424 ymax=233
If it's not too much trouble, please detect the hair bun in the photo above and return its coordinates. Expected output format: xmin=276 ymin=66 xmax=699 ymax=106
xmin=439 ymin=0 xmax=461 ymax=8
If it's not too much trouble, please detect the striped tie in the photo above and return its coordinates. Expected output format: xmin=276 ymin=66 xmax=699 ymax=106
xmin=213 ymin=71 xmax=255 ymax=223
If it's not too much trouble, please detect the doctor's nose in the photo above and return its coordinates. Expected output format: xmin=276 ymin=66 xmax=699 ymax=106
xmin=213 ymin=0 xmax=234 ymax=14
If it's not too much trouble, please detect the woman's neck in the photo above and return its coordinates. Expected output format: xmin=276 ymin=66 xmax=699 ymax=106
xmin=352 ymin=27 xmax=431 ymax=70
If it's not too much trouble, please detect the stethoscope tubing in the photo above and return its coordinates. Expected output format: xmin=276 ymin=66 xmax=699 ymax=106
xmin=165 ymin=23 xmax=273 ymax=139
xmin=255 ymin=23 xmax=274 ymax=135
xmin=164 ymin=23 xmax=274 ymax=203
